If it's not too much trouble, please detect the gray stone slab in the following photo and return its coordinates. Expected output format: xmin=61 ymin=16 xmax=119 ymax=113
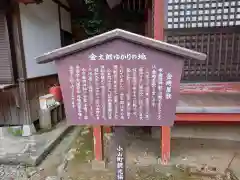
xmin=0 ymin=121 xmax=73 ymax=166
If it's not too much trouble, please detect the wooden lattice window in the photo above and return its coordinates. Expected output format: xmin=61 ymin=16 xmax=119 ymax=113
xmin=166 ymin=28 xmax=240 ymax=81
xmin=166 ymin=0 xmax=240 ymax=29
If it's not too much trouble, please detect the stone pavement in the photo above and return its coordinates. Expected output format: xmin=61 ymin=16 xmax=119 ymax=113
xmin=0 ymin=121 xmax=72 ymax=166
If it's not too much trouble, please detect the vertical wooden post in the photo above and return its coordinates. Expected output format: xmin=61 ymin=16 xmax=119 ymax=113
xmin=161 ymin=126 xmax=171 ymax=165
xmin=153 ymin=0 xmax=164 ymax=40
xmin=153 ymin=0 xmax=171 ymax=164
xmin=93 ymin=126 xmax=104 ymax=161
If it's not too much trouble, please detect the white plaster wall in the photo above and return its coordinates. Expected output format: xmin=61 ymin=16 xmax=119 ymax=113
xmin=19 ymin=1 xmax=61 ymax=78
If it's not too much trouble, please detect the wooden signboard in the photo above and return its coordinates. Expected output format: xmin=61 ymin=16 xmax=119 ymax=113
xmin=36 ymin=29 xmax=206 ymax=127
xmin=36 ymin=29 xmax=206 ymax=180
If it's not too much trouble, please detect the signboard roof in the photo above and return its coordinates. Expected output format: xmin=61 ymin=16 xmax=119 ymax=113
xmin=35 ymin=29 xmax=207 ymax=126
xmin=36 ymin=29 xmax=206 ymax=64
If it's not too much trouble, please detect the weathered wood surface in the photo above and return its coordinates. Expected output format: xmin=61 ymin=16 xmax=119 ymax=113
xmin=177 ymin=93 xmax=240 ymax=114
xmin=180 ymin=82 xmax=240 ymax=94
xmin=0 ymin=75 xmax=58 ymax=125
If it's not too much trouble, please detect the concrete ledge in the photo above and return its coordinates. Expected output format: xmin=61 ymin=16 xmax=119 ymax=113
xmin=33 ymin=126 xmax=73 ymax=166
xmin=0 ymin=125 xmax=73 ymax=166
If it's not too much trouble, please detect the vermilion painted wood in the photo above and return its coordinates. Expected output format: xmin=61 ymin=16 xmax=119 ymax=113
xmin=153 ymin=0 xmax=171 ymax=165
xmin=91 ymin=0 xmax=240 ymax=164
xmin=153 ymin=0 xmax=164 ymax=40
xmin=93 ymin=126 xmax=104 ymax=161
xmin=180 ymin=82 xmax=240 ymax=94
xmin=161 ymin=126 xmax=171 ymax=165
xmin=176 ymin=113 xmax=240 ymax=122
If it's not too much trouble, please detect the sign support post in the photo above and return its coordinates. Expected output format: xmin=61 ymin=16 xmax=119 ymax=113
xmin=161 ymin=126 xmax=171 ymax=165
xmin=36 ymin=28 xmax=206 ymax=177
xmin=93 ymin=126 xmax=104 ymax=161
xmin=153 ymin=0 xmax=171 ymax=165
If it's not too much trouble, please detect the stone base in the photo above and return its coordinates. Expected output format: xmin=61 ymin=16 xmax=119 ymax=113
xmin=0 ymin=127 xmax=10 ymax=136
xmin=22 ymin=124 xmax=36 ymax=137
xmin=91 ymin=160 xmax=106 ymax=170
xmin=39 ymin=109 xmax=52 ymax=130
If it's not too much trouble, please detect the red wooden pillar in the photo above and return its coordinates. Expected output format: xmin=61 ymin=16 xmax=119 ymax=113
xmin=93 ymin=126 xmax=104 ymax=161
xmin=153 ymin=0 xmax=164 ymax=40
xmin=161 ymin=126 xmax=171 ymax=164
xmin=153 ymin=0 xmax=171 ymax=164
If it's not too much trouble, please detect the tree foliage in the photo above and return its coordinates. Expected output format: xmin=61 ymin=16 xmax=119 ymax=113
xmin=77 ymin=0 xmax=106 ymax=36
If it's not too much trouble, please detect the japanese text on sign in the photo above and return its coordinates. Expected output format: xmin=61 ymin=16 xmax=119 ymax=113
xmin=69 ymin=66 xmax=75 ymax=109
xmin=88 ymin=53 xmax=147 ymax=61
xmin=69 ymin=64 xmax=174 ymax=122
xmin=165 ymin=73 xmax=173 ymax=100
xmin=157 ymin=68 xmax=163 ymax=120
xmin=68 ymin=48 xmax=178 ymax=125
xmin=116 ymin=145 xmax=124 ymax=180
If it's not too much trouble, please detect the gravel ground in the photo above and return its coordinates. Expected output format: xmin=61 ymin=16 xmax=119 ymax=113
xmin=0 ymin=165 xmax=27 ymax=180
xmin=0 ymin=126 xmax=238 ymax=180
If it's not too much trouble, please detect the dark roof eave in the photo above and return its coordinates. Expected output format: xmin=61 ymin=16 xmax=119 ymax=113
xmin=36 ymin=29 xmax=207 ymax=64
